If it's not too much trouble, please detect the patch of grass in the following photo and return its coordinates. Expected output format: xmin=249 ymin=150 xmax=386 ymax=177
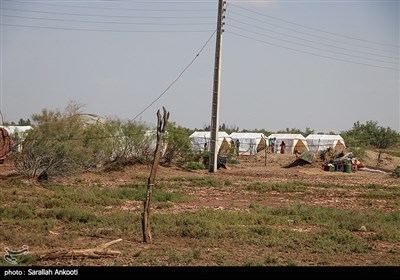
xmin=133 ymin=250 xmax=142 ymax=258
xmin=249 ymin=202 xmax=260 ymax=209
xmin=269 ymin=204 xmax=400 ymax=242
xmin=360 ymin=190 xmax=396 ymax=199
xmin=243 ymin=260 xmax=265 ymax=266
xmin=18 ymin=255 xmax=38 ymax=265
xmin=168 ymin=176 xmax=227 ymax=187
xmin=2 ymin=173 xmax=399 ymax=266
xmin=263 ymin=254 xmax=280 ymax=265
xmin=42 ymin=184 xmax=191 ymax=208
xmin=155 ymin=201 xmax=174 ymax=209
xmin=246 ymin=181 xmax=308 ymax=193
xmin=39 ymin=207 xmax=98 ymax=223
xmin=0 ymin=204 xmax=37 ymax=219
xmin=214 ymin=251 xmax=227 ymax=265
xmin=184 ymin=162 xmax=206 ymax=170
xmin=387 ymin=150 xmax=400 ymax=158
xmin=228 ymin=158 xmax=240 ymax=164
xmin=44 ymin=198 xmax=71 ymax=208
xmin=392 ymin=166 xmax=400 ymax=177
xmin=167 ymin=248 xmax=201 ymax=264
xmin=309 ymin=229 xmax=371 ymax=253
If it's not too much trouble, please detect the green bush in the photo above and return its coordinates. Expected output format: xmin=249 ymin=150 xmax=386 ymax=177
xmin=228 ymin=157 xmax=240 ymax=164
xmin=392 ymin=166 xmax=400 ymax=178
xmin=14 ymin=102 xmax=152 ymax=178
xmin=184 ymin=161 xmax=206 ymax=170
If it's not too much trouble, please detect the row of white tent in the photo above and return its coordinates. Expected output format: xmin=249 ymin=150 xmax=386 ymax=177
xmin=189 ymin=131 xmax=346 ymax=155
xmin=1 ymin=125 xmax=345 ymax=156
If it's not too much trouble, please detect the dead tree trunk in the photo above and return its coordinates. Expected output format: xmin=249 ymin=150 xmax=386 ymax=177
xmin=142 ymin=107 xmax=169 ymax=243
xmin=31 ymin=239 xmax=122 ymax=260
xmin=376 ymin=150 xmax=382 ymax=168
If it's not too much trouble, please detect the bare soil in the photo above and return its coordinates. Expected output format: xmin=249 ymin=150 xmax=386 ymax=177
xmin=1 ymin=150 xmax=399 ymax=267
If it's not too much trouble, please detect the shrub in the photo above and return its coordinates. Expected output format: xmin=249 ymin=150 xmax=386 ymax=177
xmin=392 ymin=166 xmax=400 ymax=178
xmin=184 ymin=161 xmax=205 ymax=170
xmin=14 ymin=101 xmax=152 ymax=178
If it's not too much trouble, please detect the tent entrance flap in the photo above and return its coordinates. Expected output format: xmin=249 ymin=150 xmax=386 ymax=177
xmin=294 ymin=140 xmax=307 ymax=152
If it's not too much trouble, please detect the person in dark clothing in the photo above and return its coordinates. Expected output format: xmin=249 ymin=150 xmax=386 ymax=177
xmin=280 ymin=141 xmax=286 ymax=154
xmin=235 ymin=139 xmax=240 ymax=156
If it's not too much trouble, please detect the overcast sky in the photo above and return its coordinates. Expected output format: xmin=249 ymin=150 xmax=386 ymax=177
xmin=1 ymin=0 xmax=399 ymax=133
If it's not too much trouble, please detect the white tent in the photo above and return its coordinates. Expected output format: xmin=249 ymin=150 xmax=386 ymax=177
xmin=267 ymin=134 xmax=309 ymax=154
xmin=189 ymin=131 xmax=231 ymax=152
xmin=306 ymin=134 xmax=346 ymax=152
xmin=229 ymin=132 xmax=267 ymax=156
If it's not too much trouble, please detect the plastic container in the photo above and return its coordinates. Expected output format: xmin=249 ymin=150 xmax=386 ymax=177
xmin=344 ymin=163 xmax=352 ymax=173
xmin=335 ymin=163 xmax=344 ymax=172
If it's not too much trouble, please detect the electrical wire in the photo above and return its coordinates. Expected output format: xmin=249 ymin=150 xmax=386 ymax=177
xmin=227 ymin=17 xmax=398 ymax=60
xmin=0 ymin=7 xmax=215 ymax=19
xmin=0 ymin=23 xmax=214 ymax=33
xmin=226 ymin=31 xmax=399 ymax=71
xmin=228 ymin=9 xmax=398 ymax=55
xmin=132 ymin=30 xmax=217 ymax=121
xmin=2 ymin=14 xmax=214 ymax=26
xmin=227 ymin=24 xmax=398 ymax=65
xmin=8 ymin=0 xmax=215 ymax=12
xmin=230 ymin=3 xmax=400 ymax=48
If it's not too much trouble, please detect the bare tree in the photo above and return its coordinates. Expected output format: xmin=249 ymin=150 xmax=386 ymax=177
xmin=142 ymin=107 xmax=169 ymax=243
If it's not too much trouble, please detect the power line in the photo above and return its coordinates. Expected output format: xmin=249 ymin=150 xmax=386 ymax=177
xmin=228 ymin=24 xmax=399 ymax=65
xmin=2 ymin=14 xmax=214 ymax=26
xmin=230 ymin=3 xmax=400 ymax=49
xmin=132 ymin=30 xmax=217 ymax=121
xmin=227 ymin=17 xmax=399 ymax=60
xmin=226 ymin=31 xmax=399 ymax=71
xmin=1 ymin=23 xmax=214 ymax=33
xmin=9 ymin=0 xmax=215 ymax=12
xmin=0 ymin=7 xmax=215 ymax=19
xmin=228 ymin=9 xmax=398 ymax=55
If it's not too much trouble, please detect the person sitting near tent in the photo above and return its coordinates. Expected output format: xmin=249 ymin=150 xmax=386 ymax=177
xmin=351 ymin=158 xmax=364 ymax=169
xmin=280 ymin=141 xmax=286 ymax=154
xmin=294 ymin=149 xmax=301 ymax=158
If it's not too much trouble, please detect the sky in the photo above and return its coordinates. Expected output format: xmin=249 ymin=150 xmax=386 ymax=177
xmin=1 ymin=0 xmax=399 ymax=134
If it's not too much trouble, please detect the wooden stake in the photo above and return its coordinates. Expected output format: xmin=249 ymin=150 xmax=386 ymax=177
xmin=142 ymin=107 xmax=169 ymax=243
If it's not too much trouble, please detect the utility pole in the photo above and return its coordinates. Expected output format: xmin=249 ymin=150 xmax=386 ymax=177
xmin=209 ymin=0 xmax=226 ymax=172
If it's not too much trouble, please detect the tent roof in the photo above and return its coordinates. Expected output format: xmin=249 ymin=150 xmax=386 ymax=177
xmin=229 ymin=132 xmax=266 ymax=139
xmin=306 ymin=134 xmax=344 ymax=141
xmin=189 ymin=131 xmax=229 ymax=138
xmin=268 ymin=133 xmax=306 ymax=140
xmin=78 ymin=113 xmax=106 ymax=125
xmin=1 ymin=126 xmax=33 ymax=135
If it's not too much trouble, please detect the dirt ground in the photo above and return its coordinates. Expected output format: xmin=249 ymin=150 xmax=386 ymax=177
xmin=1 ymin=150 xmax=399 ymax=267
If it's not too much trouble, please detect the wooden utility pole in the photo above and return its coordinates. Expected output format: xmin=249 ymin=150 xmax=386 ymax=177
xmin=209 ymin=0 xmax=226 ymax=172
xmin=142 ymin=107 xmax=169 ymax=243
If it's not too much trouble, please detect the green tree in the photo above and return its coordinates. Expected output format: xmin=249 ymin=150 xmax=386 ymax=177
xmin=18 ymin=118 xmax=31 ymax=126
xmin=15 ymin=102 xmax=94 ymax=178
xmin=162 ymin=122 xmax=193 ymax=166
xmin=102 ymin=118 xmax=151 ymax=169
xmin=341 ymin=120 xmax=399 ymax=165
xmin=304 ymin=127 xmax=315 ymax=137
